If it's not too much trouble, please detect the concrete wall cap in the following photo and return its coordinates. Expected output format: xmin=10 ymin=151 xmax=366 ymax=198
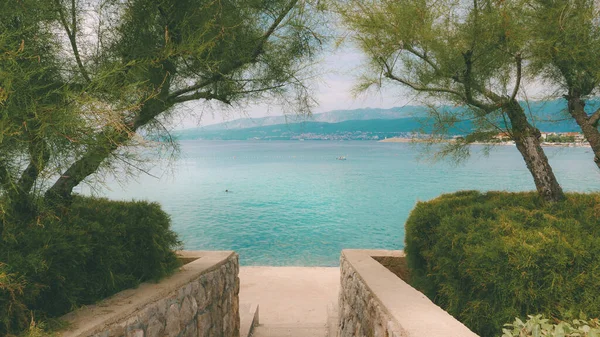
xmin=341 ymin=249 xmax=479 ymax=337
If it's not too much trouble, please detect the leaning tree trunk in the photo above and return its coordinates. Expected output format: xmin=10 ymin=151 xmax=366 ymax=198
xmin=44 ymin=59 xmax=178 ymax=205
xmin=44 ymin=132 xmax=123 ymax=204
xmin=505 ymin=101 xmax=565 ymax=202
xmin=565 ymin=91 xmax=600 ymax=170
xmin=44 ymin=97 xmax=172 ymax=204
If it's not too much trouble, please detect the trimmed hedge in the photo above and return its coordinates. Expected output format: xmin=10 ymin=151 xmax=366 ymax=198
xmin=0 ymin=196 xmax=181 ymax=335
xmin=405 ymin=191 xmax=600 ymax=337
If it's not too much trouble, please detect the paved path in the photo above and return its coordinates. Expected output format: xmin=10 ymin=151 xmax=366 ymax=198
xmin=239 ymin=267 xmax=340 ymax=337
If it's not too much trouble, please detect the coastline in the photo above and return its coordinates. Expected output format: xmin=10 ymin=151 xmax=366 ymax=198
xmin=379 ymin=137 xmax=591 ymax=148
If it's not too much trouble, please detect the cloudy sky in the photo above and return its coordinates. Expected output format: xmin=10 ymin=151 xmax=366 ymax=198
xmin=171 ymin=45 xmax=416 ymax=129
xmin=169 ymin=40 xmax=559 ymax=130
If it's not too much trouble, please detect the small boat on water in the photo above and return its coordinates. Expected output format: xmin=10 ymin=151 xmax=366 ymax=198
xmin=337 ymin=156 xmax=347 ymax=161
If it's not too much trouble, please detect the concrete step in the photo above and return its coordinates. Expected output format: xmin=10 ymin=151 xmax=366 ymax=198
xmin=251 ymin=324 xmax=328 ymax=337
xmin=326 ymin=302 xmax=339 ymax=337
xmin=240 ymin=303 xmax=260 ymax=337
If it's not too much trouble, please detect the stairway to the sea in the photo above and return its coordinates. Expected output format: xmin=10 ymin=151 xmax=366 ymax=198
xmin=239 ymin=267 xmax=340 ymax=337
xmin=251 ymin=323 xmax=328 ymax=337
xmin=244 ymin=303 xmax=338 ymax=337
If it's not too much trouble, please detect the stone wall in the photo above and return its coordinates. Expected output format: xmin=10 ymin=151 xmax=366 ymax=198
xmin=59 ymin=251 xmax=240 ymax=337
xmin=339 ymin=250 xmax=402 ymax=337
xmin=338 ymin=249 xmax=479 ymax=337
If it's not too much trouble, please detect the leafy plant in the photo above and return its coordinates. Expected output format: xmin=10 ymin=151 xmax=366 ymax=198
xmin=502 ymin=315 xmax=600 ymax=337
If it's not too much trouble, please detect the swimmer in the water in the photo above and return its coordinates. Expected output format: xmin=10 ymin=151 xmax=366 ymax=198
xmin=225 ymin=189 xmax=229 ymax=192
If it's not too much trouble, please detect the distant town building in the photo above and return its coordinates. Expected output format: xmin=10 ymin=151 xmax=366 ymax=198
xmin=493 ymin=132 xmax=511 ymax=141
xmin=563 ymin=132 xmax=585 ymax=142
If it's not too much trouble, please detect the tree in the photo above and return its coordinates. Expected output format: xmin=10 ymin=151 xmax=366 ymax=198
xmin=336 ymin=0 xmax=565 ymax=202
xmin=527 ymin=0 xmax=600 ymax=170
xmin=0 ymin=0 xmax=86 ymax=218
xmin=0 ymin=0 xmax=324 ymax=210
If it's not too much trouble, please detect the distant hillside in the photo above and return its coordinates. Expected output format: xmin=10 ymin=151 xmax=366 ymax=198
xmin=176 ymin=118 xmax=439 ymax=141
xmin=175 ymin=117 xmax=580 ymax=141
xmin=175 ymin=99 xmax=595 ymax=141
xmin=198 ymin=106 xmax=429 ymax=131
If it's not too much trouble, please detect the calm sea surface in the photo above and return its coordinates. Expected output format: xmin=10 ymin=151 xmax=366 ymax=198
xmin=79 ymin=141 xmax=600 ymax=266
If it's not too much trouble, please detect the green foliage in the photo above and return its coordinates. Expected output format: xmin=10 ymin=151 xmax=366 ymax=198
xmin=0 ymin=196 xmax=181 ymax=335
xmin=503 ymin=315 xmax=600 ymax=337
xmin=0 ymin=0 xmax=325 ymax=205
xmin=335 ymin=0 xmax=529 ymax=151
xmin=0 ymin=264 xmax=29 ymax=334
xmin=545 ymin=134 xmax=576 ymax=143
xmin=1 ymin=2 xmax=323 ymax=332
xmin=405 ymin=191 xmax=600 ymax=337
xmin=336 ymin=0 xmax=566 ymax=202
xmin=13 ymin=320 xmax=60 ymax=337
xmin=527 ymin=0 xmax=600 ymax=96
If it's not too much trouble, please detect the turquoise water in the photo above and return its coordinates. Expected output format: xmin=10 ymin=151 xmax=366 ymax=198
xmin=80 ymin=141 xmax=600 ymax=266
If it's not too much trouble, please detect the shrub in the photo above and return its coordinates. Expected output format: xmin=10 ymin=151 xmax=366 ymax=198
xmin=405 ymin=191 xmax=600 ymax=337
xmin=0 ymin=196 xmax=182 ymax=335
xmin=0 ymin=263 xmax=29 ymax=334
xmin=502 ymin=315 xmax=600 ymax=337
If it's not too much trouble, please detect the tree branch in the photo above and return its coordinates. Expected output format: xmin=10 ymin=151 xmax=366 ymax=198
xmin=168 ymin=0 xmax=298 ymax=99
xmin=45 ymin=134 xmax=122 ymax=202
xmin=46 ymin=87 xmax=176 ymax=202
xmin=115 ymin=155 xmax=160 ymax=179
xmin=510 ymin=54 xmax=522 ymax=101
xmin=405 ymin=46 xmax=442 ymax=74
xmin=170 ymin=91 xmax=232 ymax=104
xmin=152 ymin=118 xmax=176 ymax=149
xmin=55 ymin=0 xmax=91 ymax=83
xmin=396 ymin=44 xmax=499 ymax=113
xmin=380 ymin=54 xmax=501 ymax=115
xmin=16 ymin=143 xmax=50 ymax=197
xmin=589 ymin=107 xmax=600 ymax=127
xmin=381 ymin=61 xmax=464 ymax=98
xmin=171 ymin=84 xmax=287 ymax=104
xmin=385 ymin=73 xmax=462 ymax=96
xmin=462 ymin=50 xmax=476 ymax=103
xmin=0 ymin=163 xmax=13 ymax=192
xmin=46 ymin=1 xmax=300 ymax=202
xmin=457 ymin=50 xmax=501 ymax=111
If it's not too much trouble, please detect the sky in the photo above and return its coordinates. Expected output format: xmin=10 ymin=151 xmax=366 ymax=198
xmin=171 ymin=45 xmax=415 ymax=129
xmin=168 ymin=42 xmax=559 ymax=130
xmin=167 ymin=27 xmax=557 ymax=130
xmin=74 ymin=1 xmax=410 ymax=130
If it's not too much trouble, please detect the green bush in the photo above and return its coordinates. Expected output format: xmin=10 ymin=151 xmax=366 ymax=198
xmin=545 ymin=134 xmax=576 ymax=143
xmin=0 ymin=196 xmax=182 ymax=335
xmin=502 ymin=315 xmax=600 ymax=337
xmin=0 ymin=263 xmax=30 ymax=334
xmin=405 ymin=191 xmax=600 ymax=337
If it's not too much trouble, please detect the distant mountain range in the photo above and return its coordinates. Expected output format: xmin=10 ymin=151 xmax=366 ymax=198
xmin=174 ymin=99 xmax=595 ymax=141
xmin=197 ymin=106 xmax=430 ymax=131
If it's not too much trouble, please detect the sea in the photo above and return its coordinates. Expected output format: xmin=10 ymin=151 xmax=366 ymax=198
xmin=78 ymin=141 xmax=600 ymax=266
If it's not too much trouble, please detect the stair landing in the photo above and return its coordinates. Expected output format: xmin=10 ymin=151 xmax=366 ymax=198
xmin=252 ymin=324 xmax=328 ymax=337
xmin=238 ymin=267 xmax=339 ymax=337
